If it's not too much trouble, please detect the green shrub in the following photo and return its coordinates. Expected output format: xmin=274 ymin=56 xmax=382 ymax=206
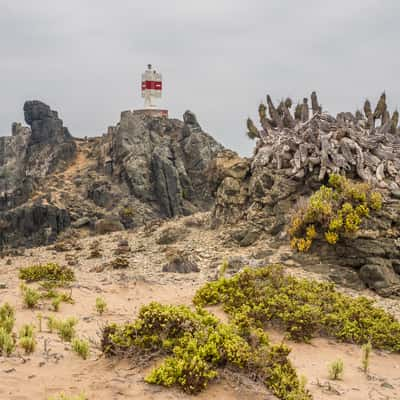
xmin=0 ymin=303 xmax=15 ymax=333
xmin=361 ymin=341 xmax=372 ymax=373
xmin=102 ymin=302 xmax=310 ymax=398
xmin=19 ymin=335 xmax=36 ymax=354
xmin=19 ymin=323 xmax=34 ymax=338
xmin=47 ymin=316 xmax=58 ymax=333
xmin=42 ymin=288 xmax=74 ymax=311
xmin=19 ymin=263 xmax=75 ymax=284
xmin=18 ymin=323 xmax=36 ymax=354
xmin=193 ymin=265 xmax=400 ymax=350
xmin=0 ymin=327 xmax=15 ymax=356
xmin=95 ymin=297 xmax=107 ymax=315
xmin=289 ymin=174 xmax=383 ymax=251
xmin=56 ymin=317 xmax=78 ymax=342
xmin=328 ymin=359 xmax=344 ymax=380
xmin=52 ymin=297 xmax=62 ymax=311
xmin=20 ymin=283 xmax=41 ymax=309
xmin=71 ymin=338 xmax=90 ymax=360
xmin=46 ymin=316 xmax=78 ymax=342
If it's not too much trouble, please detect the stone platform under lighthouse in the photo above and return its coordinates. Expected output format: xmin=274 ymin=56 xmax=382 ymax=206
xmin=132 ymin=109 xmax=168 ymax=118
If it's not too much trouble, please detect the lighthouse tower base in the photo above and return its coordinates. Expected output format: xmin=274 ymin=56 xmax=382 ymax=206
xmin=133 ymin=109 xmax=168 ymax=118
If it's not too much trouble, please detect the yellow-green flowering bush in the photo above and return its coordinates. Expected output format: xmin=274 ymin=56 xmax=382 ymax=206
xmin=102 ymin=301 xmax=310 ymax=399
xmin=19 ymin=263 xmax=75 ymax=284
xmin=289 ymin=174 xmax=383 ymax=252
xmin=194 ymin=266 xmax=400 ymax=351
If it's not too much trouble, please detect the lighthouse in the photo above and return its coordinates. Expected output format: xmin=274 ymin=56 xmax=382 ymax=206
xmin=135 ymin=64 xmax=168 ymax=118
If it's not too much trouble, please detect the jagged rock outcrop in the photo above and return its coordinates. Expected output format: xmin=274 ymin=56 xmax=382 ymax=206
xmin=0 ymin=101 xmax=76 ymax=247
xmin=23 ymin=101 xmax=76 ymax=178
xmin=0 ymin=101 xmax=76 ymax=208
xmin=211 ymin=93 xmax=400 ymax=296
xmin=0 ymin=104 xmax=223 ymax=248
xmin=98 ymin=110 xmax=223 ymax=218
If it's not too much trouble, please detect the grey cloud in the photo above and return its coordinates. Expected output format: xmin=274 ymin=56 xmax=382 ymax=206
xmin=1 ymin=0 xmax=399 ymax=155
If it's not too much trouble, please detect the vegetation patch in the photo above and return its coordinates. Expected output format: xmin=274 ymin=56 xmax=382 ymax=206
xmin=328 ymin=359 xmax=344 ymax=380
xmin=0 ymin=302 xmax=15 ymax=333
xmin=20 ymin=283 xmax=41 ymax=309
xmin=194 ymin=266 xmax=400 ymax=350
xmin=19 ymin=263 xmax=75 ymax=284
xmin=19 ymin=323 xmax=36 ymax=354
xmin=95 ymin=297 xmax=107 ymax=315
xmin=0 ymin=303 xmax=16 ymax=356
xmin=289 ymin=174 xmax=382 ymax=252
xmin=47 ymin=316 xmax=78 ymax=342
xmin=72 ymin=338 xmax=90 ymax=360
xmin=101 ymin=302 xmax=310 ymax=399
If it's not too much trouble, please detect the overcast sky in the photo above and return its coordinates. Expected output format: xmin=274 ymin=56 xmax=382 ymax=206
xmin=1 ymin=1 xmax=399 ymax=155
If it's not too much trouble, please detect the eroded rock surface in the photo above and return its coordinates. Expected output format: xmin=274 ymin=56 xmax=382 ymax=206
xmin=98 ymin=110 xmax=222 ymax=218
xmin=210 ymin=93 xmax=400 ymax=296
xmin=0 ymin=104 xmax=222 ymax=248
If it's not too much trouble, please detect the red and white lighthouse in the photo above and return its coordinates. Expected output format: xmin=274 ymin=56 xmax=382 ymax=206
xmin=141 ymin=64 xmax=162 ymax=108
xmin=136 ymin=64 xmax=168 ymax=117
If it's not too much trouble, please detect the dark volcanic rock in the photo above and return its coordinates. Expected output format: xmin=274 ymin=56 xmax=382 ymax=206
xmin=0 ymin=203 xmax=70 ymax=248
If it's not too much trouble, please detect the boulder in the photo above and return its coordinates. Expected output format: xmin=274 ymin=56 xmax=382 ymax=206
xmin=94 ymin=216 xmax=124 ymax=234
xmin=156 ymin=225 xmax=189 ymax=245
xmin=72 ymin=217 xmax=91 ymax=229
xmin=359 ymin=264 xmax=398 ymax=290
xmin=162 ymin=249 xmax=199 ymax=273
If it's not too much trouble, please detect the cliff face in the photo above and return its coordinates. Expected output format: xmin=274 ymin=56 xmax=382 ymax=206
xmin=0 ymin=103 xmax=223 ymax=248
xmin=99 ymin=110 xmax=222 ymax=218
xmin=0 ymin=101 xmax=77 ymax=210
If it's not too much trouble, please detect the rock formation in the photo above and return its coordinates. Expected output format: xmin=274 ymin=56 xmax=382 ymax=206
xmin=0 ymin=103 xmax=222 ymax=248
xmin=211 ymin=93 xmax=400 ymax=296
xmin=247 ymin=92 xmax=400 ymax=189
xmin=0 ymin=101 xmax=76 ymax=248
xmin=98 ymin=109 xmax=223 ymax=218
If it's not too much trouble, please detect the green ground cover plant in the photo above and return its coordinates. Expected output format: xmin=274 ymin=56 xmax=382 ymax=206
xmin=102 ymin=302 xmax=310 ymax=399
xmin=193 ymin=266 xmax=400 ymax=350
xmin=289 ymin=174 xmax=382 ymax=252
xmin=19 ymin=263 xmax=75 ymax=284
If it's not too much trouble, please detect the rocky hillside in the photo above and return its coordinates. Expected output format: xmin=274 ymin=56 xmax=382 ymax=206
xmin=0 ymin=102 xmax=222 ymax=248
xmin=210 ymin=93 xmax=400 ymax=296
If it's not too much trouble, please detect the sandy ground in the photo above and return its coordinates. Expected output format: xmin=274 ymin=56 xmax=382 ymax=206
xmin=1 ymin=220 xmax=400 ymax=400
